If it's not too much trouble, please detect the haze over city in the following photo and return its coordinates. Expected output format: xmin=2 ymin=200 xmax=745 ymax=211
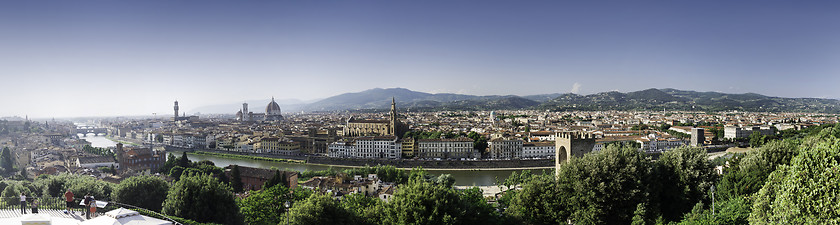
xmin=1 ymin=1 xmax=839 ymax=118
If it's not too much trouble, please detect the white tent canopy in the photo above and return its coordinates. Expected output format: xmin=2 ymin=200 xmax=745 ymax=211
xmin=81 ymin=208 xmax=172 ymax=225
xmin=0 ymin=214 xmax=81 ymax=225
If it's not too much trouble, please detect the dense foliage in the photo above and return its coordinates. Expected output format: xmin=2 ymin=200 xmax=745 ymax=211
xmin=112 ymin=175 xmax=169 ymax=212
xmin=162 ymin=173 xmax=243 ymax=225
xmin=238 ymin=184 xmax=310 ymax=225
xmin=749 ymin=126 xmax=840 ymax=224
xmin=299 ymin=165 xmax=413 ymax=184
xmin=502 ymin=145 xmax=717 ymax=225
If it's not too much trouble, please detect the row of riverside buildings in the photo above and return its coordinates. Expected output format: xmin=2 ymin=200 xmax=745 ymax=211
xmin=326 ymin=133 xmax=689 ymax=160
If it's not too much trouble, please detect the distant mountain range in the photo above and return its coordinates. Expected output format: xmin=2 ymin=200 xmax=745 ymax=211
xmin=188 ymin=88 xmax=840 ymax=114
xmin=538 ymin=88 xmax=840 ymax=113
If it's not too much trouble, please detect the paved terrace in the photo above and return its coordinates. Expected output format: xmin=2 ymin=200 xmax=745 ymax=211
xmin=0 ymin=197 xmax=93 ymax=221
xmin=0 ymin=209 xmax=87 ymax=221
xmin=0 ymin=197 xmax=181 ymax=224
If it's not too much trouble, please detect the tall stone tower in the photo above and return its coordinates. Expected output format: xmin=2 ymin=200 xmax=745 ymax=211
xmin=242 ymin=103 xmax=249 ymax=121
xmin=691 ymin=128 xmax=705 ymax=147
xmin=555 ymin=131 xmax=596 ymax=176
xmin=389 ymin=97 xmax=397 ymax=135
xmin=173 ymin=101 xmax=179 ymax=120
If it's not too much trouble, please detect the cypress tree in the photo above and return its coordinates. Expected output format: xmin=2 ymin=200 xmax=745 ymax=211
xmin=231 ymin=165 xmax=243 ymax=193
xmin=178 ymin=152 xmax=190 ymax=168
xmin=0 ymin=147 xmax=14 ymax=174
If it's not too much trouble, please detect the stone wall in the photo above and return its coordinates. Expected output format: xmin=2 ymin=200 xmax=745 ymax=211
xmin=306 ymin=157 xmax=553 ymax=169
xmin=168 ymin=146 xmax=553 ymax=169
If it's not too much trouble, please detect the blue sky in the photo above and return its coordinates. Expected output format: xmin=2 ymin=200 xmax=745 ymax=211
xmin=1 ymin=1 xmax=839 ymax=117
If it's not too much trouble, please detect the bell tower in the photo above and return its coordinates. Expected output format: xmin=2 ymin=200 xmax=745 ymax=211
xmin=174 ymin=100 xmax=179 ymax=120
xmin=389 ymin=97 xmax=397 ymax=135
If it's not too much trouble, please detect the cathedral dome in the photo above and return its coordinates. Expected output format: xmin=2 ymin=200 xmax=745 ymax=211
xmin=266 ymin=97 xmax=282 ymax=115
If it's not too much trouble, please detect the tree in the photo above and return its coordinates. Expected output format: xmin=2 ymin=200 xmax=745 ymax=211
xmin=2 ymin=182 xmax=28 ymax=205
xmin=631 ymin=203 xmax=649 ymax=225
xmin=749 ymin=131 xmax=766 ymax=148
xmin=749 ymin=134 xmax=840 ymax=224
xmin=717 ymin=140 xmax=797 ymax=200
xmin=287 ymin=193 xmax=356 ymax=225
xmin=263 ymin=170 xmax=284 ymax=189
xmin=0 ymin=147 xmax=15 ymax=175
xmin=239 ymin=184 xmax=292 ymax=225
xmin=42 ymin=175 xmax=68 ymax=197
xmin=112 ymin=176 xmax=169 ymax=212
xmin=160 ymin=153 xmax=178 ymax=173
xmin=555 ymin=145 xmax=650 ymax=224
xmin=468 ymin=131 xmax=488 ymax=152
xmin=653 ymin=146 xmax=716 ymax=221
xmin=458 ymin=187 xmax=500 ymax=225
xmin=340 ymin=193 xmax=385 ymax=225
xmin=162 ymin=173 xmax=243 ymax=225
xmin=230 ymin=165 xmax=243 ymax=193
xmin=433 ymin=174 xmax=455 ymax=188
xmin=177 ymin=152 xmax=191 ymax=168
xmin=675 ymin=197 xmax=750 ymax=225
xmin=383 ymin=180 xmax=475 ymax=225
xmin=168 ymin=166 xmax=186 ymax=181
xmin=506 ymin=175 xmax=566 ymax=225
xmin=65 ymin=175 xmax=115 ymax=202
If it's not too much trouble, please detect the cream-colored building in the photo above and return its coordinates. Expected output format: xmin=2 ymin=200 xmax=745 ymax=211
xmin=489 ymin=138 xmax=523 ymax=159
xmin=400 ymin=137 xmax=417 ymax=158
xmin=256 ymin=137 xmax=301 ymax=155
xmin=417 ymin=137 xmax=474 ymax=159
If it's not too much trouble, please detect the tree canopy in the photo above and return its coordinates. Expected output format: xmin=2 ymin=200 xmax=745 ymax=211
xmin=162 ymin=173 xmax=243 ymax=225
xmin=749 ymin=128 xmax=840 ymax=224
xmin=112 ymin=175 xmax=169 ymax=212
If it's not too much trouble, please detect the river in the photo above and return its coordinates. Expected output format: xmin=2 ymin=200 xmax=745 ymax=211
xmin=175 ymin=152 xmax=550 ymax=186
xmin=77 ymin=135 xmax=120 ymax=148
xmin=72 ymin=124 xmax=548 ymax=185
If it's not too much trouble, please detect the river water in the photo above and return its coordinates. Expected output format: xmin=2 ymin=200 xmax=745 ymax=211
xmin=72 ymin=123 xmax=548 ymax=185
xmin=77 ymin=134 xmax=119 ymax=148
xmin=176 ymin=152 xmax=550 ymax=186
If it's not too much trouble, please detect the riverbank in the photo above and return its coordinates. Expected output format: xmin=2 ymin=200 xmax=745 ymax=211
xmin=105 ymin=136 xmax=140 ymax=146
xmin=189 ymin=151 xmax=305 ymax=164
xmin=166 ymin=146 xmax=555 ymax=170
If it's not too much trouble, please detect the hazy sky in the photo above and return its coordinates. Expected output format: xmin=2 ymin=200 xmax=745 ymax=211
xmin=1 ymin=1 xmax=839 ymax=118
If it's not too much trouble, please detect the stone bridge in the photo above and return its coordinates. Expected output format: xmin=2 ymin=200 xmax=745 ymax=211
xmin=74 ymin=126 xmax=108 ymax=136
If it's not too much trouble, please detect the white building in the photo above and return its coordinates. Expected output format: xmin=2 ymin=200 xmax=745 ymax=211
xmin=417 ymin=138 xmax=474 ymax=159
xmin=328 ymin=136 xmax=401 ymax=159
xmin=354 ymin=136 xmax=401 ymax=159
xmin=328 ymin=141 xmax=353 ymax=158
xmin=522 ymin=142 xmax=555 ymax=158
xmin=638 ymin=134 xmax=685 ymax=153
xmin=724 ymin=125 xmax=774 ymax=139
xmin=76 ymin=156 xmax=118 ymax=169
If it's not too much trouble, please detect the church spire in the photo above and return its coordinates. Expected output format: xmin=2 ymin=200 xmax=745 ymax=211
xmin=389 ymin=97 xmax=397 ymax=135
xmin=390 ymin=97 xmax=396 ymax=117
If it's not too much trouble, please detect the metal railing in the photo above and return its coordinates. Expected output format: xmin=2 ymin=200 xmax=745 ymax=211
xmin=0 ymin=196 xmax=69 ymax=211
xmin=0 ymin=197 xmax=182 ymax=225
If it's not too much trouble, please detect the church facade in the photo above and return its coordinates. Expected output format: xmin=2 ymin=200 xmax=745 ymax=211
xmin=343 ymin=98 xmax=406 ymax=137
